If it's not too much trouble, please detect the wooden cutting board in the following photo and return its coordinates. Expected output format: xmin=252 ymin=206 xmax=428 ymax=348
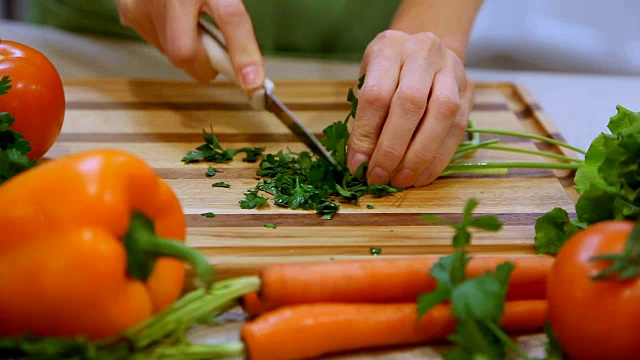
xmin=48 ymin=79 xmax=577 ymax=358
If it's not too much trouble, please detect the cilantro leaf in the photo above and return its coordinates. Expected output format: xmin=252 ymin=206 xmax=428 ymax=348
xmin=206 ymin=166 xmax=217 ymax=177
xmin=200 ymin=212 xmax=215 ymax=218
xmin=264 ymin=223 xmax=277 ymax=229
xmin=212 ymin=182 xmax=231 ymax=188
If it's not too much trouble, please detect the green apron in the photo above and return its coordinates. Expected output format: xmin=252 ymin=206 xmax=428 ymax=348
xmin=25 ymin=0 xmax=400 ymax=62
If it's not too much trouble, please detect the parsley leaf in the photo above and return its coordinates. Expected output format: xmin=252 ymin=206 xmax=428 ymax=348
xmin=239 ymin=189 xmax=268 ymax=209
xmin=182 ymin=127 xmax=264 ymax=164
xmin=206 ymin=166 xmax=217 ymax=177
xmin=0 ymin=76 xmax=11 ymax=95
xmin=212 ymin=182 xmax=231 ymax=188
xmin=421 ymin=198 xmax=502 ymax=248
xmin=264 ymin=222 xmax=277 ymax=229
xmin=200 ymin=212 xmax=215 ymax=218
xmin=417 ymin=199 xmax=532 ymax=360
xmin=0 ymin=78 xmax=37 ymax=185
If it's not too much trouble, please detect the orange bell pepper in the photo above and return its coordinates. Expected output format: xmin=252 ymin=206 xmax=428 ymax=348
xmin=0 ymin=149 xmax=212 ymax=340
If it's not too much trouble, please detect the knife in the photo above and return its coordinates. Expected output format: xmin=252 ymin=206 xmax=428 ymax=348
xmin=197 ymin=18 xmax=338 ymax=167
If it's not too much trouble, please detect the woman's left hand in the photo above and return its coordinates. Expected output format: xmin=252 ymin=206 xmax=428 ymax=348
xmin=346 ymin=30 xmax=474 ymax=188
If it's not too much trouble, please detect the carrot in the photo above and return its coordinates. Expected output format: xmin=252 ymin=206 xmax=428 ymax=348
xmin=242 ymin=255 xmax=553 ymax=316
xmin=240 ymin=299 xmax=548 ymax=360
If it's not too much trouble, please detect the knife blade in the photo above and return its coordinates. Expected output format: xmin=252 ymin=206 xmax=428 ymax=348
xmin=197 ymin=18 xmax=338 ymax=167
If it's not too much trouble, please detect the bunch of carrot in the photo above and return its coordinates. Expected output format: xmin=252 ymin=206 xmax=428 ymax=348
xmin=237 ymin=255 xmax=553 ymax=360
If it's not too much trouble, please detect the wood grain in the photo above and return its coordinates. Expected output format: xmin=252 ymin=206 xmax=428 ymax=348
xmin=50 ymin=78 xmax=579 ymax=276
xmin=49 ymin=79 xmax=577 ymax=359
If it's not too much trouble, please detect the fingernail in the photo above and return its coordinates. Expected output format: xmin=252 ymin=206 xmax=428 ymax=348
xmin=349 ymin=152 xmax=368 ymax=173
xmin=368 ymin=166 xmax=390 ymax=185
xmin=391 ymin=168 xmax=415 ymax=188
xmin=414 ymin=169 xmax=432 ymax=187
xmin=240 ymin=65 xmax=259 ymax=89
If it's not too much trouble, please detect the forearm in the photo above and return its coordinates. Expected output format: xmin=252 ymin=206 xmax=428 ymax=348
xmin=389 ymin=0 xmax=484 ymax=61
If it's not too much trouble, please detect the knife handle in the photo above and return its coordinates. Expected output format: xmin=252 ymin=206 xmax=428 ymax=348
xmin=197 ymin=18 xmax=273 ymax=110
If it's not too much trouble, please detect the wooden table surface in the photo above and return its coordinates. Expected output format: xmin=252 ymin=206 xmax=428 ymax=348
xmin=47 ymin=79 xmax=576 ymax=358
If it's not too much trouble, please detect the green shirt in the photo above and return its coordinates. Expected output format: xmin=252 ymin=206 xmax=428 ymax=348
xmin=26 ymin=0 xmax=400 ymax=62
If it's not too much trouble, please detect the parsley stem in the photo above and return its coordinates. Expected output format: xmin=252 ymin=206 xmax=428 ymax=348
xmin=467 ymin=128 xmax=587 ymax=155
xmin=482 ymin=145 xmax=583 ymax=163
xmin=483 ymin=320 xmax=532 ymax=360
xmin=445 ymin=161 xmax=580 ymax=171
xmin=454 ymin=139 xmax=501 ymax=159
xmin=440 ymin=168 xmax=509 ymax=177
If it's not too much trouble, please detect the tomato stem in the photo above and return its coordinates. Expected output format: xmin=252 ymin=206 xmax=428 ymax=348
xmin=124 ymin=211 xmax=213 ymax=287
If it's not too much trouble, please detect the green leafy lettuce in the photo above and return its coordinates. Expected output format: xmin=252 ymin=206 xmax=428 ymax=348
xmin=535 ymin=105 xmax=640 ymax=254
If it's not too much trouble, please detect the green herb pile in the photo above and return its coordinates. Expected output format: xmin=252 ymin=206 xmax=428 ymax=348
xmin=182 ymin=76 xmax=399 ymax=220
xmin=534 ymin=105 xmax=640 ymax=254
xmin=183 ymin=76 xmax=590 ymax=220
xmin=0 ymin=76 xmax=36 ymax=184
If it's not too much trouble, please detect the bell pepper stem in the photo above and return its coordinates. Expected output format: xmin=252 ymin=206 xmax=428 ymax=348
xmin=124 ymin=211 xmax=213 ymax=287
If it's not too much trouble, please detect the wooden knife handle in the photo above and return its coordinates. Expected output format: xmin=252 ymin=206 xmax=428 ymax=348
xmin=197 ymin=17 xmax=274 ymax=110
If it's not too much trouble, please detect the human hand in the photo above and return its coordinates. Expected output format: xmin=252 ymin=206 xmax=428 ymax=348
xmin=347 ymin=30 xmax=474 ymax=188
xmin=116 ymin=0 xmax=265 ymax=90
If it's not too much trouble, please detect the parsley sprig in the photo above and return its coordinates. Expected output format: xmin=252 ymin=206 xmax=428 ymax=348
xmin=417 ymin=199 xmax=537 ymax=360
xmin=182 ymin=126 xmax=264 ymax=164
xmin=0 ymin=76 xmax=37 ymax=185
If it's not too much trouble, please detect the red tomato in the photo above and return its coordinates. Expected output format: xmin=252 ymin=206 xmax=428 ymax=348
xmin=0 ymin=40 xmax=65 ymax=160
xmin=547 ymin=220 xmax=640 ymax=360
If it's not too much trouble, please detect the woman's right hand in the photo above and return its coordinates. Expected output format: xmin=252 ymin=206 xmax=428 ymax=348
xmin=116 ymin=0 xmax=265 ymax=91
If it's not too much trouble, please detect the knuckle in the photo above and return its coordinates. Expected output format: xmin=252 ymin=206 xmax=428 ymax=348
xmin=410 ymin=147 xmax=435 ymax=167
xmin=412 ymin=32 xmax=441 ymax=53
xmin=166 ymin=43 xmax=197 ymax=68
xmin=115 ymin=0 xmax=135 ymax=25
xmin=432 ymin=95 xmax=461 ymax=120
xmin=359 ymin=83 xmax=393 ymax=112
xmin=366 ymin=30 xmax=403 ymax=54
xmin=215 ymin=1 xmax=249 ymax=24
xmin=376 ymin=143 xmax=405 ymax=163
xmin=450 ymin=116 xmax=469 ymax=134
xmin=348 ymin=127 xmax=379 ymax=151
xmin=396 ymin=86 xmax=427 ymax=113
xmin=375 ymin=29 xmax=402 ymax=44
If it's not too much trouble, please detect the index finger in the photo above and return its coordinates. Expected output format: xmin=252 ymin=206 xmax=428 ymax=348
xmin=205 ymin=0 xmax=265 ymax=90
